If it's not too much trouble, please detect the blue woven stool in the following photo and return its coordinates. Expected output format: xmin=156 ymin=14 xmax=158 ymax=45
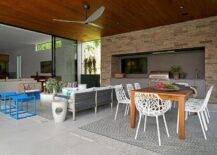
xmin=10 ymin=94 xmax=37 ymax=120
xmin=0 ymin=92 xmax=20 ymax=114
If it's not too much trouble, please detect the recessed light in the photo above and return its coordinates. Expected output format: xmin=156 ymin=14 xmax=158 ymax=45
xmin=180 ymin=6 xmax=184 ymax=9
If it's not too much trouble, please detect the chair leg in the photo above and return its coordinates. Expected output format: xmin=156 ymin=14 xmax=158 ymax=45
xmin=124 ymin=105 xmax=128 ymax=116
xmin=114 ymin=103 xmax=120 ymax=120
xmin=95 ymin=106 xmax=97 ymax=114
xmin=163 ymin=114 xmax=170 ymax=137
xmin=201 ymin=111 xmax=208 ymax=131
xmin=73 ymin=111 xmax=75 ymax=121
xmin=135 ymin=114 xmax=142 ymax=140
xmin=198 ymin=112 xmax=207 ymax=140
xmin=185 ymin=111 xmax=188 ymax=120
xmin=156 ymin=116 xmax=161 ymax=146
xmin=110 ymin=102 xmax=113 ymax=109
xmin=176 ymin=110 xmax=179 ymax=134
xmin=206 ymin=107 xmax=210 ymax=118
xmin=110 ymin=89 xmax=113 ymax=110
xmin=126 ymin=104 xmax=130 ymax=115
xmin=144 ymin=115 xmax=147 ymax=132
xmin=173 ymin=102 xmax=176 ymax=108
xmin=204 ymin=110 xmax=209 ymax=124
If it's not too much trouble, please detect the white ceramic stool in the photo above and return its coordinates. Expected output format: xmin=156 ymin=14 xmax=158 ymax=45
xmin=52 ymin=97 xmax=68 ymax=123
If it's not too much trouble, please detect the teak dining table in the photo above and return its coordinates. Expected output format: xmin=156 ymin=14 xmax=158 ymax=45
xmin=130 ymin=87 xmax=193 ymax=140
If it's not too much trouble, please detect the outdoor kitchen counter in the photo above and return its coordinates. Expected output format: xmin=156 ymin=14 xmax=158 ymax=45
xmin=110 ymin=78 xmax=206 ymax=98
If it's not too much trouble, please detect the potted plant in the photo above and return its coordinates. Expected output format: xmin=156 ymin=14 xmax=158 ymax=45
xmin=45 ymin=78 xmax=63 ymax=94
xmin=170 ymin=66 xmax=181 ymax=79
xmin=87 ymin=57 xmax=93 ymax=74
xmin=179 ymin=71 xmax=187 ymax=79
xmin=92 ymin=57 xmax=96 ymax=74
xmin=84 ymin=58 xmax=88 ymax=74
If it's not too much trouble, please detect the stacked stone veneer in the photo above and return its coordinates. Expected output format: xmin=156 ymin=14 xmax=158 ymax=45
xmin=101 ymin=16 xmax=217 ymax=101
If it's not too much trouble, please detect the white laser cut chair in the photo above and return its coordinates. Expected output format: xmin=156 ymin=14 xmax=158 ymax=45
xmin=173 ymin=82 xmax=198 ymax=109
xmin=126 ymin=84 xmax=134 ymax=99
xmin=176 ymin=85 xmax=214 ymax=140
xmin=125 ymin=84 xmax=134 ymax=115
xmin=185 ymin=85 xmax=214 ymax=124
xmin=134 ymin=92 xmax=172 ymax=146
xmin=134 ymin=83 xmax=141 ymax=90
xmin=186 ymin=99 xmax=210 ymax=124
xmin=176 ymin=82 xmax=198 ymax=98
xmin=114 ymin=85 xmax=130 ymax=120
xmin=172 ymin=83 xmax=191 ymax=109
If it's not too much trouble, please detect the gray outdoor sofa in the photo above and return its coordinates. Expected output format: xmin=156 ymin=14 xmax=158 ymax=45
xmin=94 ymin=86 xmax=114 ymax=113
xmin=68 ymin=88 xmax=96 ymax=120
xmin=67 ymin=86 xmax=114 ymax=120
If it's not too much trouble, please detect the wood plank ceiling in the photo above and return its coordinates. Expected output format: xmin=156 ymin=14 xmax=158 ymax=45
xmin=0 ymin=0 xmax=217 ymax=41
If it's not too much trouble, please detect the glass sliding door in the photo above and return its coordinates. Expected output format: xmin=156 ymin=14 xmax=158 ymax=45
xmin=54 ymin=37 xmax=77 ymax=82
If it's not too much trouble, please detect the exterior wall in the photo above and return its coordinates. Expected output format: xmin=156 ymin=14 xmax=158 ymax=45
xmin=101 ymin=16 xmax=217 ymax=101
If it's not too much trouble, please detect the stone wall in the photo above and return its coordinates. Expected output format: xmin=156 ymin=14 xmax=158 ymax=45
xmin=101 ymin=16 xmax=217 ymax=101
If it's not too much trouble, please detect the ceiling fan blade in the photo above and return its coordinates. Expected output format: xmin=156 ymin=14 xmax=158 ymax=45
xmin=53 ymin=19 xmax=85 ymax=24
xmin=85 ymin=6 xmax=105 ymax=23
xmin=88 ymin=23 xmax=103 ymax=29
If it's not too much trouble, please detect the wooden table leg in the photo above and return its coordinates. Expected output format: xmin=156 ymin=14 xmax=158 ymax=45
xmin=178 ymin=96 xmax=186 ymax=139
xmin=130 ymin=91 xmax=137 ymax=128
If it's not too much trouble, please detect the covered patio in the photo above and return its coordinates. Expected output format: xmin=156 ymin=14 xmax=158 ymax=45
xmin=0 ymin=0 xmax=217 ymax=155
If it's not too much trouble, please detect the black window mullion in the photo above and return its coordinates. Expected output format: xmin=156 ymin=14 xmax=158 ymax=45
xmin=51 ymin=36 xmax=56 ymax=77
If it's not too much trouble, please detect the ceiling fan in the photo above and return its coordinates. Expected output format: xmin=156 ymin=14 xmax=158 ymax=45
xmin=53 ymin=4 xmax=105 ymax=29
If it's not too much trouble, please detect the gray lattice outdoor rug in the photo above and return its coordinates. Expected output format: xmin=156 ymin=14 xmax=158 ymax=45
xmin=80 ymin=108 xmax=217 ymax=155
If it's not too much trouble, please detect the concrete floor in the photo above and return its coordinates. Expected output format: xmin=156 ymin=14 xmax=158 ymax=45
xmin=0 ymin=105 xmax=158 ymax=155
xmin=2 ymin=103 xmax=217 ymax=155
